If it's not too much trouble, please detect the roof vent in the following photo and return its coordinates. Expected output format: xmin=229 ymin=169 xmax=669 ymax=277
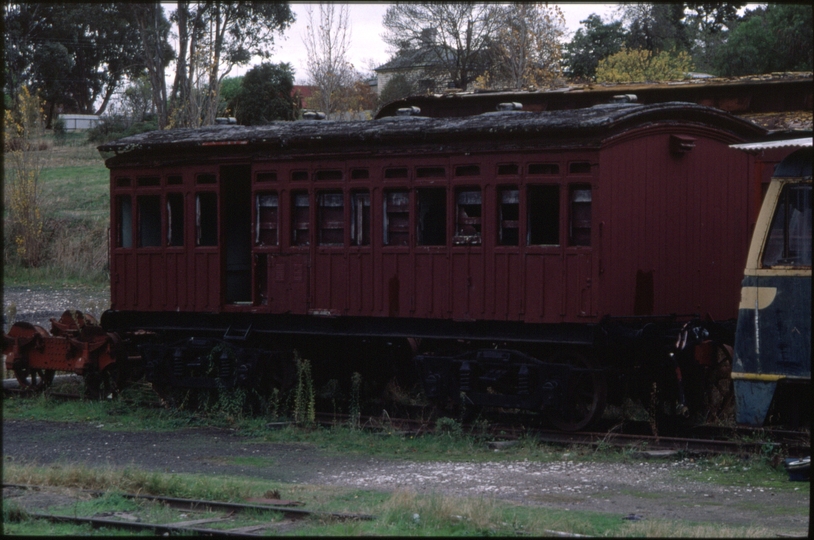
xmin=302 ymin=111 xmax=327 ymax=120
xmin=610 ymin=94 xmax=637 ymax=104
xmin=215 ymin=117 xmax=237 ymax=125
xmin=496 ymin=102 xmax=523 ymax=111
xmin=396 ymin=106 xmax=421 ymax=116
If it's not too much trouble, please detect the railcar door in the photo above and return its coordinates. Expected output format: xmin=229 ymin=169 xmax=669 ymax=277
xmin=221 ymin=165 xmax=252 ymax=304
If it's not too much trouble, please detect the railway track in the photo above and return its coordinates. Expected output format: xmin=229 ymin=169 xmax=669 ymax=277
xmin=4 ymin=483 xmax=373 ymax=536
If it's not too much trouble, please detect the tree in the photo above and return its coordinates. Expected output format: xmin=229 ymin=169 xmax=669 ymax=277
xmin=303 ymin=3 xmax=355 ymax=119
xmin=563 ymin=14 xmax=627 ymax=81
xmin=128 ymin=3 xmax=173 ymax=130
xmin=167 ymin=1 xmax=294 ymax=128
xmin=684 ymin=2 xmax=745 ymax=73
xmin=378 ymin=74 xmax=415 ymax=107
xmin=4 ymin=3 xmax=145 ymax=125
xmin=382 ymin=2 xmax=502 ymax=91
xmin=479 ymin=3 xmax=566 ymax=90
xmin=617 ymin=3 xmax=690 ymax=53
xmin=595 ymin=47 xmax=694 ymax=83
xmin=712 ymin=4 xmax=812 ymax=76
xmin=232 ymin=63 xmax=297 ymax=125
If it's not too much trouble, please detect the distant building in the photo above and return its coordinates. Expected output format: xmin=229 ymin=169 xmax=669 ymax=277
xmin=59 ymin=114 xmax=100 ymax=131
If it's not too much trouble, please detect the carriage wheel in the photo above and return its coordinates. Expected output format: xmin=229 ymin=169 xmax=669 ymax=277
xmin=14 ymin=367 xmax=55 ymax=391
xmin=546 ymin=349 xmax=607 ymax=431
xmin=703 ymin=344 xmax=734 ymax=423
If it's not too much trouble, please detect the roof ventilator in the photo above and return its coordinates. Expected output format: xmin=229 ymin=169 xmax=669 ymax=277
xmin=610 ymin=94 xmax=637 ymax=104
xmin=496 ymin=102 xmax=523 ymax=111
xmin=396 ymin=106 xmax=421 ymax=116
xmin=215 ymin=117 xmax=237 ymax=125
xmin=670 ymin=134 xmax=697 ymax=154
xmin=303 ymin=111 xmax=327 ymax=120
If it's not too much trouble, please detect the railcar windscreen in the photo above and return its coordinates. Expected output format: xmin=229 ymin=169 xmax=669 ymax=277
xmin=762 ymin=183 xmax=812 ymax=267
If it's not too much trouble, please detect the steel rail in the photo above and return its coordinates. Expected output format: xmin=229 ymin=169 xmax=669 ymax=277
xmin=24 ymin=512 xmax=268 ymax=537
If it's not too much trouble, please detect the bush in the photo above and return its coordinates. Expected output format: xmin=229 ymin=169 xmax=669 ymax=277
xmin=86 ymin=115 xmax=157 ymax=143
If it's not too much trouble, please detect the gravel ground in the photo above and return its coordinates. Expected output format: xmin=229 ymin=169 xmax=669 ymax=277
xmin=2 ymin=419 xmax=810 ymax=535
xmin=3 ymin=285 xmax=110 ymax=330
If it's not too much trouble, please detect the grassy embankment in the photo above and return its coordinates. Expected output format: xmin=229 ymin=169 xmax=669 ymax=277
xmin=3 ymin=131 xmax=110 ymax=288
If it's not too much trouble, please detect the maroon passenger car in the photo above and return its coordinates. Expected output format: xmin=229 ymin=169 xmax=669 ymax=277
xmin=94 ymin=101 xmax=776 ymax=427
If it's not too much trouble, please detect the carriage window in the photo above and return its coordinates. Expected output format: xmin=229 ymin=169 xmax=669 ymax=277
xmin=167 ymin=193 xmax=184 ymax=246
xmin=291 ymin=192 xmax=310 ymax=246
xmin=196 ymin=192 xmax=218 ymax=246
xmin=384 ymin=190 xmax=410 ymax=246
xmin=256 ymin=172 xmax=277 ymax=182
xmin=417 ymin=188 xmax=446 ymax=246
xmin=454 ymin=189 xmax=481 ymax=245
xmin=351 ymin=190 xmax=370 ymax=246
xmin=417 ymin=167 xmax=446 ymax=178
xmin=291 ymin=170 xmax=308 ymax=181
xmin=255 ymin=193 xmax=279 ymax=246
xmin=569 ymin=162 xmax=592 ymax=174
xmin=569 ymin=186 xmax=592 ymax=246
xmin=455 ymin=165 xmax=480 ymax=177
xmin=385 ymin=167 xmax=409 ymax=179
xmin=137 ymin=176 xmax=160 ymax=187
xmin=116 ymin=195 xmax=132 ymax=248
xmin=316 ymin=170 xmax=343 ymax=181
xmin=137 ymin=195 xmax=161 ymax=247
xmin=351 ymin=168 xmax=369 ymax=179
xmin=498 ymin=187 xmax=519 ymax=246
xmin=196 ymin=174 xmax=216 ymax=185
xmin=527 ymin=185 xmax=559 ymax=245
xmin=528 ymin=163 xmax=559 ymax=175
xmin=762 ymin=184 xmax=812 ymax=267
xmin=497 ymin=164 xmax=519 ymax=176
xmin=318 ymin=191 xmax=344 ymax=246
xmin=116 ymin=177 xmax=132 ymax=188
xmin=167 ymin=175 xmax=182 ymax=185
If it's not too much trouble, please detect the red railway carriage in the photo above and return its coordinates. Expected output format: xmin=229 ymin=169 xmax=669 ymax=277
xmin=98 ymin=102 xmax=765 ymax=328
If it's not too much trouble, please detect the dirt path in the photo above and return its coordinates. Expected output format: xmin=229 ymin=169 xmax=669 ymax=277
xmin=2 ymin=419 xmax=809 ymax=535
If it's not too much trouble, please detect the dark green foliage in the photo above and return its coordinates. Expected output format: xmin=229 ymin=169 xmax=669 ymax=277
xmin=233 ymin=63 xmax=297 ymax=125
xmin=86 ymin=115 xmax=157 ymax=144
xmin=623 ymin=4 xmax=691 ymax=53
xmin=562 ymin=14 xmax=627 ymax=80
xmin=712 ymin=4 xmax=813 ymax=76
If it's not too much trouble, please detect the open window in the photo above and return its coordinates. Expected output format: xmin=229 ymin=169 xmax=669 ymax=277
xmin=453 ymin=189 xmax=481 ymax=245
xmin=291 ymin=192 xmax=310 ymax=246
xmin=417 ymin=188 xmax=446 ymax=246
xmin=762 ymin=183 xmax=812 ymax=267
xmin=351 ymin=190 xmax=370 ymax=246
xmin=318 ymin=191 xmax=344 ymax=246
xmin=167 ymin=193 xmax=184 ymax=246
xmin=527 ymin=185 xmax=559 ymax=245
xmin=255 ymin=193 xmax=278 ymax=246
xmin=569 ymin=186 xmax=592 ymax=246
xmin=137 ymin=195 xmax=161 ymax=247
xmin=196 ymin=192 xmax=218 ymax=246
xmin=384 ymin=190 xmax=410 ymax=246
xmin=116 ymin=195 xmax=133 ymax=248
xmin=498 ymin=187 xmax=519 ymax=246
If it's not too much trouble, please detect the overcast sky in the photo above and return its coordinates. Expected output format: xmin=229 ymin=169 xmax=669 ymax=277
xmin=255 ymin=3 xmax=619 ymax=84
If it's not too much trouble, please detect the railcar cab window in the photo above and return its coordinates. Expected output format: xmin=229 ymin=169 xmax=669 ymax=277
xmin=291 ymin=170 xmax=308 ymax=182
xmin=315 ymin=169 xmax=343 ymax=181
xmin=527 ymin=185 xmax=560 ymax=245
xmin=498 ymin=187 xmax=520 ymax=246
xmin=385 ymin=167 xmax=409 ymax=179
xmin=137 ymin=195 xmax=161 ymax=247
xmin=351 ymin=190 xmax=370 ymax=246
xmin=455 ymin=165 xmax=480 ymax=177
xmin=454 ymin=189 xmax=482 ymax=245
xmin=384 ymin=190 xmax=410 ymax=246
xmin=497 ymin=164 xmax=519 ymax=176
xmin=256 ymin=171 xmax=277 ymax=182
xmin=318 ymin=191 xmax=344 ymax=245
xmin=417 ymin=188 xmax=446 ymax=246
xmin=569 ymin=186 xmax=592 ymax=247
xmin=255 ymin=193 xmax=279 ymax=246
xmin=291 ymin=192 xmax=310 ymax=246
xmin=762 ymin=183 xmax=812 ymax=267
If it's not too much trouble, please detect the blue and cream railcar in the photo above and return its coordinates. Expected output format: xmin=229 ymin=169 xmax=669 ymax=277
xmin=731 ymin=141 xmax=812 ymax=427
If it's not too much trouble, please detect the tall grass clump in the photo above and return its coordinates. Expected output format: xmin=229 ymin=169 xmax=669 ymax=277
xmin=292 ymin=353 xmax=316 ymax=425
xmin=4 ymin=86 xmax=49 ymax=268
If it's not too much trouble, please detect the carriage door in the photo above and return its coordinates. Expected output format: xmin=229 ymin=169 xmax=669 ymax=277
xmin=221 ymin=164 xmax=252 ymax=304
